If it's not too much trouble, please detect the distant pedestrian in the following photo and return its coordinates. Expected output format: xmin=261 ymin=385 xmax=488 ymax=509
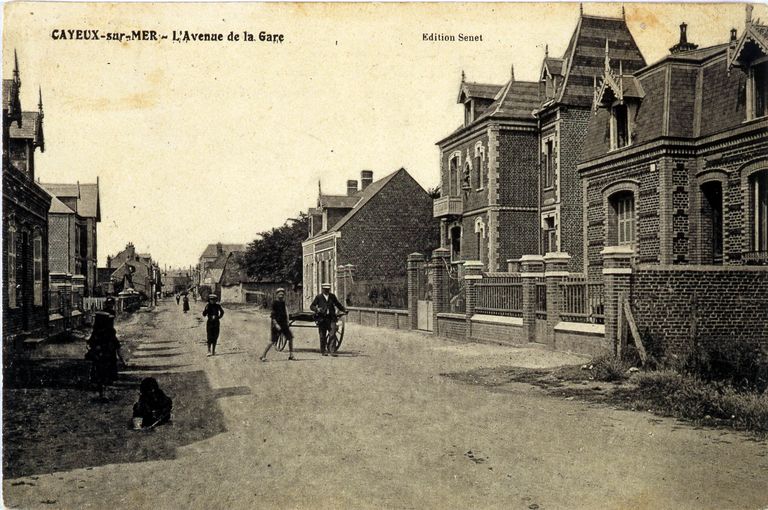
xmin=202 ymin=294 xmax=225 ymax=356
xmin=131 ymin=377 xmax=173 ymax=430
xmin=85 ymin=311 xmax=124 ymax=402
xmin=104 ymin=295 xmax=116 ymax=318
xmin=175 ymin=293 xmax=180 ymax=305
xmin=182 ymin=294 xmax=190 ymax=313
xmin=260 ymin=288 xmax=295 ymax=362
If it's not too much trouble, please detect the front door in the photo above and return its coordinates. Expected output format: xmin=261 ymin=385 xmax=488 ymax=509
xmin=416 ymin=264 xmax=434 ymax=331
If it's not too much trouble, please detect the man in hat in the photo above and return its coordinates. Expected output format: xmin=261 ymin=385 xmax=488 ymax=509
xmin=202 ymin=294 xmax=225 ymax=356
xmin=310 ymin=283 xmax=346 ymax=356
xmin=260 ymin=288 xmax=295 ymax=362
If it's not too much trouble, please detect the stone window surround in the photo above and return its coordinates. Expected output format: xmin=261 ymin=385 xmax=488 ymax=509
xmin=7 ymin=220 xmax=17 ymax=309
xmin=745 ymin=56 xmax=768 ymax=121
xmin=473 ymin=141 xmax=486 ymax=190
xmin=448 ymin=151 xmax=462 ymax=197
xmin=541 ymin=134 xmax=557 ymax=190
xmin=741 ymin=158 xmax=768 ymax=252
xmin=692 ymin=168 xmax=728 ymax=264
xmin=540 ymin=210 xmax=559 ymax=253
xmin=602 ymin=179 xmax=640 ymax=250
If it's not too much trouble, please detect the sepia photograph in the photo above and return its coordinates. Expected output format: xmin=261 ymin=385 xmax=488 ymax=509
xmin=2 ymin=1 xmax=768 ymax=508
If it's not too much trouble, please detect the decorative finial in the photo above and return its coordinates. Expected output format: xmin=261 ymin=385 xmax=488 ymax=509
xmin=621 ymin=5 xmax=625 ymax=20
xmin=461 ymin=70 xmax=466 ymax=83
xmin=510 ymin=64 xmax=515 ymax=81
xmin=38 ymin=86 xmax=43 ymax=115
xmin=747 ymin=4 xmax=753 ymax=26
xmin=604 ymin=39 xmax=611 ymax=72
xmin=545 ymin=44 xmax=549 ymax=58
xmin=13 ymin=49 xmax=20 ymax=85
xmin=580 ymin=3 xmax=583 ymax=15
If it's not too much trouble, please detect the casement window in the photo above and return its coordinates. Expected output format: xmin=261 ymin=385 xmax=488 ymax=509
xmin=462 ymin=162 xmax=472 ymax=190
xmin=610 ymin=104 xmax=631 ymax=150
xmin=700 ymin=181 xmax=724 ymax=264
xmin=544 ymin=216 xmax=557 ymax=253
xmin=474 ymin=152 xmax=482 ymax=189
xmin=449 ymin=155 xmax=460 ymax=197
xmin=614 ymin=192 xmax=635 ymax=246
xmin=33 ymin=232 xmax=43 ymax=306
xmin=450 ymin=226 xmax=462 ymax=262
xmin=543 ymin=139 xmax=555 ymax=188
xmin=752 ymin=169 xmax=768 ymax=252
xmin=7 ymin=224 xmax=17 ymax=308
xmin=747 ymin=60 xmax=768 ymax=121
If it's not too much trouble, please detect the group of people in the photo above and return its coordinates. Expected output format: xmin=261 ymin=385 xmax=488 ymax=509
xmin=85 ymin=296 xmax=173 ymax=430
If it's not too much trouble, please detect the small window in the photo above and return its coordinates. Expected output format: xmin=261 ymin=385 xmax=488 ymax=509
xmin=474 ymin=153 xmax=482 ymax=189
xmin=462 ymin=162 xmax=471 ymax=191
xmin=33 ymin=232 xmax=43 ymax=306
xmin=449 ymin=156 xmax=460 ymax=197
xmin=749 ymin=61 xmax=768 ymax=120
xmin=751 ymin=169 xmax=768 ymax=252
xmin=612 ymin=104 xmax=630 ymax=149
xmin=450 ymin=226 xmax=462 ymax=262
xmin=543 ymin=140 xmax=555 ymax=188
xmin=700 ymin=181 xmax=723 ymax=264
xmin=7 ymin=224 xmax=17 ymax=308
xmin=544 ymin=216 xmax=557 ymax=253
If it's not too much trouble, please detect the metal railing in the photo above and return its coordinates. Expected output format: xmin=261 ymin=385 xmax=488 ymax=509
xmin=536 ymin=280 xmax=547 ymax=319
xmin=83 ymin=297 xmax=107 ymax=313
xmin=559 ymin=278 xmax=605 ymax=324
xmin=475 ymin=275 xmax=523 ymax=317
xmin=743 ymin=250 xmax=768 ymax=265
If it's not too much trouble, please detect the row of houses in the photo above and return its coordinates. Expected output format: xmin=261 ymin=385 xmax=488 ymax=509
xmin=297 ymin=7 xmax=767 ymax=358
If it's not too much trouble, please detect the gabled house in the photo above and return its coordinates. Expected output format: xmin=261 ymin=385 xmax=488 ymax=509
xmin=200 ymin=251 xmax=229 ymax=297
xmin=197 ymin=242 xmax=245 ymax=287
xmin=578 ymin=13 xmax=768 ymax=277
xmin=302 ymin=168 xmax=439 ymax=308
xmin=41 ymin=180 xmax=101 ymax=295
xmin=534 ymin=10 xmax=646 ymax=270
xmin=3 ymin=52 xmax=52 ymax=354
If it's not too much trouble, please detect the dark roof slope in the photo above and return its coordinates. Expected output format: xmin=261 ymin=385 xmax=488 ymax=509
xmin=318 ymin=194 xmax=359 ymax=209
xmin=459 ymin=82 xmax=504 ymax=102
xmin=220 ymin=252 xmax=259 ymax=286
xmin=9 ymin=111 xmax=42 ymax=141
xmin=478 ymin=80 xmax=540 ymax=121
xmin=556 ymin=14 xmax=646 ymax=107
xmin=41 ymin=182 xmax=100 ymax=219
xmin=200 ymin=243 xmax=246 ymax=259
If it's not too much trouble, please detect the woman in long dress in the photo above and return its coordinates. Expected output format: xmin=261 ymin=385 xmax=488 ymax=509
xmin=86 ymin=311 xmax=124 ymax=401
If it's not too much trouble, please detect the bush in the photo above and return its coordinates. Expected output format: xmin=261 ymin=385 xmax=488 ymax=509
xmin=672 ymin=341 xmax=768 ymax=392
xmin=633 ymin=370 xmax=768 ymax=433
xmin=591 ymin=354 xmax=630 ymax=382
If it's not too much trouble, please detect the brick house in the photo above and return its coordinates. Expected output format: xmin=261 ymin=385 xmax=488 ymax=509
xmin=535 ymin=11 xmax=645 ymax=271
xmin=3 ymin=53 xmax=51 ymax=355
xmin=197 ymin=242 xmax=245 ymax=287
xmin=40 ymin=181 xmax=101 ymax=295
xmin=433 ymin=10 xmax=645 ymax=273
xmin=302 ymin=168 xmax=439 ymax=308
xmin=579 ymin=16 xmax=768 ymax=278
xmin=434 ymin=70 xmax=540 ymax=272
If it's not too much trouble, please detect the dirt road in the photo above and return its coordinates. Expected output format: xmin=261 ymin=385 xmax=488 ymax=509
xmin=4 ymin=301 xmax=767 ymax=509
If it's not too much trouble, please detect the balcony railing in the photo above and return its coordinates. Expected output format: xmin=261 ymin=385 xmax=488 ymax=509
xmin=433 ymin=196 xmax=463 ymax=218
xmin=743 ymin=251 xmax=768 ymax=265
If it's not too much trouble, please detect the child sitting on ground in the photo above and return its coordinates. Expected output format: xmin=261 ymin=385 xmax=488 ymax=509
xmin=131 ymin=377 xmax=173 ymax=429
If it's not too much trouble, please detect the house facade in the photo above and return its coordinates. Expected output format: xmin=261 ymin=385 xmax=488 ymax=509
xmin=302 ymin=168 xmax=439 ymax=309
xmin=579 ymin=17 xmax=768 ymax=278
xmin=40 ymin=181 xmax=101 ymax=294
xmin=3 ymin=54 xmax=51 ymax=354
xmin=197 ymin=242 xmax=245 ymax=287
xmin=433 ymin=10 xmax=645 ymax=273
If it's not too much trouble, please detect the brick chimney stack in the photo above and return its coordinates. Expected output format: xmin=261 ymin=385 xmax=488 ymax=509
xmin=347 ymin=180 xmax=359 ymax=196
xmin=216 ymin=242 xmax=223 ymax=255
xmin=669 ymin=22 xmax=698 ymax=54
xmin=361 ymin=170 xmax=374 ymax=190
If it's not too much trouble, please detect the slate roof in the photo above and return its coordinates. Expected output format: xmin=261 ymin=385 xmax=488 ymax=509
xmin=478 ymin=80 xmax=540 ymax=121
xmin=200 ymin=243 xmax=246 ymax=259
xmin=40 ymin=182 xmax=100 ymax=219
xmin=458 ymin=82 xmax=504 ymax=102
xmin=327 ymin=168 xmax=423 ymax=234
xmin=543 ymin=58 xmax=564 ymax=76
xmin=48 ymin=195 xmax=76 ymax=215
xmin=220 ymin=252 xmax=259 ymax=286
xmin=9 ymin=111 xmax=42 ymax=143
xmin=2 ymin=79 xmax=19 ymax=114
xmin=551 ymin=14 xmax=646 ymax=108
xmin=318 ymin=194 xmax=359 ymax=209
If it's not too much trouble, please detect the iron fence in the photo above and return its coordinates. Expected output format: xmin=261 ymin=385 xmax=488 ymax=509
xmin=475 ymin=275 xmax=523 ymax=317
xmin=559 ymin=278 xmax=605 ymax=324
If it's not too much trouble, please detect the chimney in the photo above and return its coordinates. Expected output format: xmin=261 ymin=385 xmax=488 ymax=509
xmin=346 ymin=180 xmax=359 ymax=196
xmin=730 ymin=28 xmax=738 ymax=42
xmin=361 ymin=170 xmax=374 ymax=190
xmin=669 ymin=22 xmax=698 ymax=54
xmin=216 ymin=242 xmax=223 ymax=255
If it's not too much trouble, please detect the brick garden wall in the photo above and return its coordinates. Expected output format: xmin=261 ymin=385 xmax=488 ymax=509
xmin=630 ymin=265 xmax=768 ymax=356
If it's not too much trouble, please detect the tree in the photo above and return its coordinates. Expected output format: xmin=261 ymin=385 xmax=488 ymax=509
xmin=240 ymin=213 xmax=309 ymax=288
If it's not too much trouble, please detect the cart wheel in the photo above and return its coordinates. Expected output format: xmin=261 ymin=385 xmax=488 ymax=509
xmin=276 ymin=332 xmax=288 ymax=352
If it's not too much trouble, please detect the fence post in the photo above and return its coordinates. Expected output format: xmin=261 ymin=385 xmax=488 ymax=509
xmin=431 ymin=247 xmax=451 ymax=335
xmin=520 ymin=255 xmax=545 ymax=344
xmin=507 ymin=258 xmax=521 ymax=273
xmin=407 ymin=253 xmax=425 ymax=331
xmin=602 ymin=246 xmax=634 ymax=355
xmin=543 ymin=252 xmax=571 ymax=347
xmin=463 ymin=260 xmax=483 ymax=338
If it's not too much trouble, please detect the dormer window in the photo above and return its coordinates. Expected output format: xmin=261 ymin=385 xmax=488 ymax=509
xmin=611 ymin=104 xmax=631 ymax=150
xmin=748 ymin=60 xmax=768 ymax=120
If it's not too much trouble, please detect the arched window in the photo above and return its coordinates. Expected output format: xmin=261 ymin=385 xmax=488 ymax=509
xmin=608 ymin=191 xmax=635 ymax=247
xmin=751 ymin=169 xmax=768 ymax=253
xmin=7 ymin=223 xmax=17 ymax=308
xmin=450 ymin=225 xmax=462 ymax=262
xmin=449 ymin=155 xmax=459 ymax=197
xmin=462 ymin=162 xmax=472 ymax=190
xmin=33 ymin=231 xmax=43 ymax=306
xmin=700 ymin=180 xmax=723 ymax=264
xmin=474 ymin=144 xmax=484 ymax=189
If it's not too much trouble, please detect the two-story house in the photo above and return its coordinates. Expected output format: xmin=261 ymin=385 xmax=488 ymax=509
xmin=433 ymin=70 xmax=541 ymax=271
xmin=579 ymin=13 xmax=768 ymax=277
xmin=3 ymin=53 xmax=51 ymax=355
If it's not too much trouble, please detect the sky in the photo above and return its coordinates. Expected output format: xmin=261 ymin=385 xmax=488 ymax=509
xmin=3 ymin=2 xmax=765 ymax=268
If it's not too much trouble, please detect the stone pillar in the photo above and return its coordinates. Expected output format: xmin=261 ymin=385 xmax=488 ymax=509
xmin=507 ymin=258 xmax=521 ymax=273
xmin=463 ymin=260 xmax=483 ymax=338
xmin=336 ymin=265 xmax=347 ymax=306
xmin=407 ymin=253 xmax=425 ymax=331
xmin=520 ymin=255 xmax=545 ymax=344
xmin=544 ymin=252 xmax=572 ymax=347
xmin=439 ymin=219 xmax=448 ymax=248
xmin=602 ymin=246 xmax=634 ymax=355
xmin=431 ymin=247 xmax=451 ymax=334
xmin=49 ymin=272 xmax=69 ymax=314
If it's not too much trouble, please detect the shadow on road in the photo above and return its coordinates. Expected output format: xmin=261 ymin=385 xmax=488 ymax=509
xmin=3 ymin=358 xmax=248 ymax=479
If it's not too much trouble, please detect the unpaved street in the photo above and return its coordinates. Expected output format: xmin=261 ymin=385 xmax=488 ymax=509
xmin=4 ymin=301 xmax=768 ymax=509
